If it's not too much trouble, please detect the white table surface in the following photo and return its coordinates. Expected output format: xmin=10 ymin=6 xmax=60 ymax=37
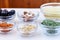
xmin=0 ymin=8 xmax=60 ymax=40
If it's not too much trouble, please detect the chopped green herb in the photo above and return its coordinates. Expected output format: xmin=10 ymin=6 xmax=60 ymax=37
xmin=41 ymin=19 xmax=60 ymax=29
xmin=41 ymin=19 xmax=60 ymax=26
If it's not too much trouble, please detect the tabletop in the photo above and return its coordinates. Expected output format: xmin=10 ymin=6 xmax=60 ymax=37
xmin=0 ymin=8 xmax=59 ymax=40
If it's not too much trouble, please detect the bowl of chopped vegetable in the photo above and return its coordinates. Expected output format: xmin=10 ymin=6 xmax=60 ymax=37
xmin=41 ymin=19 xmax=60 ymax=36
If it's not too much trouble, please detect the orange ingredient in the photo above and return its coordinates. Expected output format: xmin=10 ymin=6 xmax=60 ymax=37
xmin=0 ymin=22 xmax=13 ymax=29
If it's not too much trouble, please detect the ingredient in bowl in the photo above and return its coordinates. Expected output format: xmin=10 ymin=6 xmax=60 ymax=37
xmin=0 ymin=9 xmax=15 ymax=19
xmin=20 ymin=24 xmax=36 ymax=34
xmin=0 ymin=22 xmax=13 ymax=32
xmin=41 ymin=19 xmax=60 ymax=26
xmin=22 ymin=11 xmax=35 ymax=21
xmin=0 ymin=9 xmax=15 ymax=16
xmin=0 ymin=22 xmax=13 ymax=29
xmin=8 ymin=10 xmax=15 ymax=16
xmin=42 ymin=6 xmax=60 ymax=20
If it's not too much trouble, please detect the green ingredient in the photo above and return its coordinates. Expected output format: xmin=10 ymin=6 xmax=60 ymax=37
xmin=41 ymin=19 xmax=60 ymax=26
xmin=41 ymin=19 xmax=60 ymax=29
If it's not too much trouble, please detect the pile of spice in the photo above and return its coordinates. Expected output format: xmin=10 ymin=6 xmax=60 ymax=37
xmin=22 ymin=11 xmax=35 ymax=22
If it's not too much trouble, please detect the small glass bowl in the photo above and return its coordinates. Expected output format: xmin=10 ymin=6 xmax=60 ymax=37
xmin=17 ymin=22 xmax=38 ymax=37
xmin=41 ymin=24 xmax=60 ymax=36
xmin=0 ymin=9 xmax=16 ymax=21
xmin=40 ymin=3 xmax=60 ymax=21
xmin=17 ymin=10 xmax=39 ymax=22
xmin=0 ymin=20 xmax=15 ymax=33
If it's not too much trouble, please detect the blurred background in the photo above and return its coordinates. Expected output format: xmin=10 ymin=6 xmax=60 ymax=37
xmin=0 ymin=0 xmax=60 ymax=8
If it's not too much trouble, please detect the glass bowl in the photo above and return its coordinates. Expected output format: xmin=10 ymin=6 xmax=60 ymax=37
xmin=17 ymin=22 xmax=38 ymax=37
xmin=40 ymin=3 xmax=60 ymax=21
xmin=0 ymin=9 xmax=16 ymax=21
xmin=17 ymin=10 xmax=39 ymax=22
xmin=0 ymin=20 xmax=15 ymax=33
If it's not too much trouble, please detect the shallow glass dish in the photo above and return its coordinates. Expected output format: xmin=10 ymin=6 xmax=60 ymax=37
xmin=40 ymin=3 xmax=60 ymax=21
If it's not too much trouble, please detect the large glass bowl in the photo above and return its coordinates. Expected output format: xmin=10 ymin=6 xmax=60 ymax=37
xmin=40 ymin=3 xmax=60 ymax=21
